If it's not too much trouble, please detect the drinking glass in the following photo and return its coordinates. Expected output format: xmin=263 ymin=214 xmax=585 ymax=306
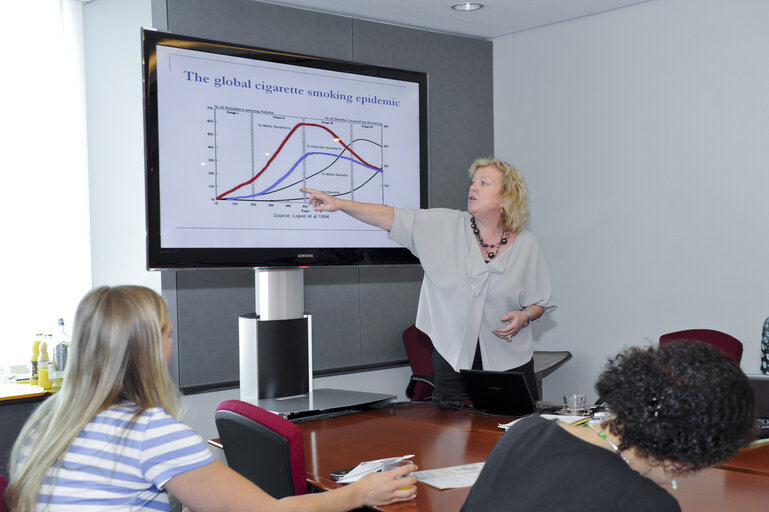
xmin=563 ymin=393 xmax=587 ymax=414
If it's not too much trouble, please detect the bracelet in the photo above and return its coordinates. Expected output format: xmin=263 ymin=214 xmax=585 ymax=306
xmin=522 ymin=308 xmax=531 ymax=327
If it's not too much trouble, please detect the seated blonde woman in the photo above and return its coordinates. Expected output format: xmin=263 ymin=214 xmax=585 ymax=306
xmin=6 ymin=285 xmax=416 ymax=512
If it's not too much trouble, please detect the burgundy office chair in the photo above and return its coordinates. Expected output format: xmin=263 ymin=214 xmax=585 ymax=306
xmin=403 ymin=324 xmax=435 ymax=401
xmin=215 ymin=400 xmax=309 ymax=498
xmin=0 ymin=473 xmax=8 ymax=512
xmin=659 ymin=329 xmax=743 ymax=363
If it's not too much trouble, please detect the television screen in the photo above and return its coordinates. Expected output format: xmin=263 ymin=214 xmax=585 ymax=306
xmin=142 ymin=29 xmax=428 ymax=268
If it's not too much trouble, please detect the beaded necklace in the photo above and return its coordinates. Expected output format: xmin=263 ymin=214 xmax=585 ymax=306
xmin=470 ymin=217 xmax=509 ymax=259
xmin=586 ymin=423 xmax=630 ymax=465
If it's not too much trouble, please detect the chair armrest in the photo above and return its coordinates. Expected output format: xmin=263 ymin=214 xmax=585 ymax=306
xmin=405 ymin=374 xmax=435 ymax=398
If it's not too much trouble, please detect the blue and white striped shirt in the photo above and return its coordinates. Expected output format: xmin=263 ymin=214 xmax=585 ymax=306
xmin=33 ymin=404 xmax=214 ymax=511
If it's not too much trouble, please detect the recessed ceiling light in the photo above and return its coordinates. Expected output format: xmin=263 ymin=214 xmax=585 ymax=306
xmin=451 ymin=3 xmax=484 ymax=12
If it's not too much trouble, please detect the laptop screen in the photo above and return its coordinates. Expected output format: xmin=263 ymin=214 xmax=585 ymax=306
xmin=460 ymin=369 xmax=535 ymax=416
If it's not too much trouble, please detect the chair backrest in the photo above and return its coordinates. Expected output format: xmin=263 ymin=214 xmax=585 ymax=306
xmin=659 ymin=329 xmax=743 ymax=363
xmin=762 ymin=317 xmax=769 ymax=374
xmin=215 ymin=400 xmax=309 ymax=498
xmin=403 ymin=324 xmax=435 ymax=401
xmin=0 ymin=473 xmax=9 ymax=512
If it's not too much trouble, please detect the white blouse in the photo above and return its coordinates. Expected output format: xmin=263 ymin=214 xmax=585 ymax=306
xmin=389 ymin=207 xmax=556 ymax=371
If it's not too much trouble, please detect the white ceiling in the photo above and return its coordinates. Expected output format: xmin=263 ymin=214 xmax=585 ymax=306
xmin=257 ymin=0 xmax=651 ymax=39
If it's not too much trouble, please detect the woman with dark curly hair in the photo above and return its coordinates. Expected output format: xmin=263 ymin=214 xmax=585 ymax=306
xmin=461 ymin=340 xmax=755 ymax=511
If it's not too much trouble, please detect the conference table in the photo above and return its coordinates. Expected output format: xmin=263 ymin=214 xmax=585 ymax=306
xmin=297 ymin=403 xmax=769 ymax=512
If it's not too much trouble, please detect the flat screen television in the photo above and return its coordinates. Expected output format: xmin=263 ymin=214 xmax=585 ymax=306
xmin=142 ymin=29 xmax=428 ymax=269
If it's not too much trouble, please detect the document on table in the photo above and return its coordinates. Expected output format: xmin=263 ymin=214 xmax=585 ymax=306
xmin=498 ymin=413 xmax=589 ymax=430
xmin=0 ymin=383 xmax=45 ymax=401
xmin=337 ymin=454 xmax=414 ymax=484
xmin=414 ymin=462 xmax=485 ymax=489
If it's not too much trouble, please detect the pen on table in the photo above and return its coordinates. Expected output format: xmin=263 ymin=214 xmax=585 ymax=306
xmin=572 ymin=417 xmax=591 ymax=426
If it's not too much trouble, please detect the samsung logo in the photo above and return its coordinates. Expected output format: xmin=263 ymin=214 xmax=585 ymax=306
xmin=297 ymin=253 xmax=314 ymax=259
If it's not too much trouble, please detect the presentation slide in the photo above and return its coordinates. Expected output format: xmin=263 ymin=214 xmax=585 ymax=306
xmin=155 ymin=44 xmax=423 ymax=249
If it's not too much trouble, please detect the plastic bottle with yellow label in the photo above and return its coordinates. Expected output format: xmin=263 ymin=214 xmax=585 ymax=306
xmin=38 ymin=339 xmax=52 ymax=391
xmin=30 ymin=336 xmax=42 ymax=386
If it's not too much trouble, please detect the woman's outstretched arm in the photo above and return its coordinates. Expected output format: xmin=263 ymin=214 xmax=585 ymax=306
xmin=165 ymin=459 xmax=417 ymax=512
xmin=300 ymin=188 xmax=394 ymax=232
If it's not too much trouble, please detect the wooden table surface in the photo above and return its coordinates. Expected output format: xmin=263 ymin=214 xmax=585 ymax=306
xmin=299 ymin=403 xmax=508 ymax=512
xmin=716 ymin=440 xmax=769 ymax=476
xmin=675 ymin=466 xmax=769 ymax=510
xmin=297 ymin=403 xmax=769 ymax=512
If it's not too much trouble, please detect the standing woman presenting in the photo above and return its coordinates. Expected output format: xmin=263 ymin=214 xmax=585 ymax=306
xmin=302 ymin=157 xmax=555 ymax=401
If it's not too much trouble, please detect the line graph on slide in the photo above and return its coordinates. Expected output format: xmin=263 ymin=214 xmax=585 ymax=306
xmin=212 ymin=108 xmax=387 ymax=205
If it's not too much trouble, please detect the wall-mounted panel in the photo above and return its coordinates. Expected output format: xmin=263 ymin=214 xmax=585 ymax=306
xmin=167 ymin=269 xmax=255 ymax=390
xmin=352 ymin=20 xmax=494 ymax=210
xmin=304 ymin=267 xmax=362 ymax=371
xmin=167 ymin=0 xmax=353 ymax=59
xmin=359 ymin=265 xmax=423 ymax=364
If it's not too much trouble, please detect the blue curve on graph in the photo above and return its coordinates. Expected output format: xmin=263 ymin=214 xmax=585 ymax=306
xmin=224 ymin=151 xmax=382 ymax=200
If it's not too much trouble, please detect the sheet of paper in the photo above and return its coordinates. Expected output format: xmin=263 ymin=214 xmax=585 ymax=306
xmin=0 ymin=383 xmax=45 ymax=400
xmin=498 ymin=413 xmax=588 ymax=430
xmin=337 ymin=454 xmax=414 ymax=483
xmin=414 ymin=462 xmax=485 ymax=489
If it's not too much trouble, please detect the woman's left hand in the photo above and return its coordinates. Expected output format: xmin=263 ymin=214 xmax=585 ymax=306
xmin=493 ymin=310 xmax=530 ymax=341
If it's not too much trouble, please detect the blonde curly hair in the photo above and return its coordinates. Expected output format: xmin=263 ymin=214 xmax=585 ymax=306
xmin=468 ymin=157 xmax=529 ymax=233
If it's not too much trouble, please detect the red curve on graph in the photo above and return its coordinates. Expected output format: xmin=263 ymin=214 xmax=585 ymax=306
xmin=216 ymin=122 xmax=382 ymax=200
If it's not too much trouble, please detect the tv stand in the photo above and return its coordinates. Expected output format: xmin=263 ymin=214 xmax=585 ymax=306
xmin=239 ymin=268 xmax=312 ymax=401
xmin=239 ymin=268 xmax=395 ymax=416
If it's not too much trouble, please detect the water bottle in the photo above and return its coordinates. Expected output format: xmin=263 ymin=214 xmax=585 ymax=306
xmin=52 ymin=318 xmax=71 ymax=393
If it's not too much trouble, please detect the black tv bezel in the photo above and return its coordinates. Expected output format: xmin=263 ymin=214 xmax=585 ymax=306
xmin=142 ymin=29 xmax=428 ymax=269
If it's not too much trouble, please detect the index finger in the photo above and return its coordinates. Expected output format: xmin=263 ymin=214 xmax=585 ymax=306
xmin=391 ymin=463 xmax=417 ymax=476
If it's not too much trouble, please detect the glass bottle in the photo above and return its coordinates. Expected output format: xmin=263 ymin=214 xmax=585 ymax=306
xmin=38 ymin=337 xmax=52 ymax=391
xmin=52 ymin=318 xmax=71 ymax=393
xmin=30 ymin=335 xmax=42 ymax=386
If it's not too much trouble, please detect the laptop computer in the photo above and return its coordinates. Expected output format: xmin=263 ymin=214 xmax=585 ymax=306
xmin=460 ymin=369 xmax=535 ymax=416
xmin=748 ymin=374 xmax=769 ymax=438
